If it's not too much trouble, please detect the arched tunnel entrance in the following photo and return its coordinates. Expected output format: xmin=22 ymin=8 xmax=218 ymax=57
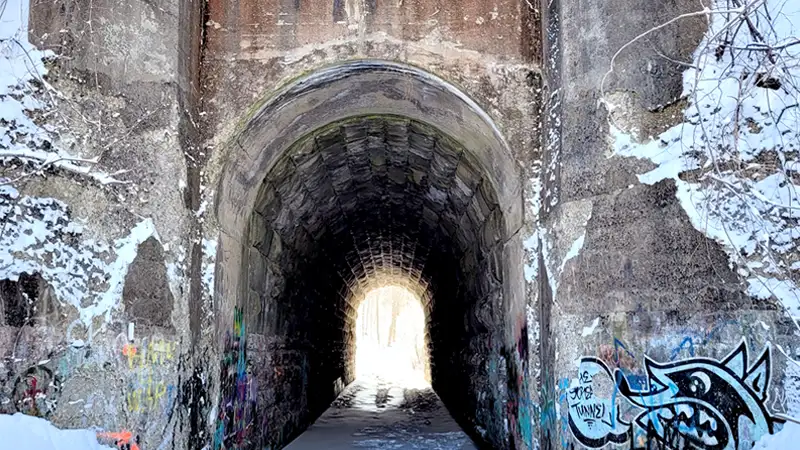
xmin=213 ymin=61 xmax=528 ymax=450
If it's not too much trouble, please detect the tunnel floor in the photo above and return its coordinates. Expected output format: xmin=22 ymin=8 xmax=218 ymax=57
xmin=284 ymin=376 xmax=478 ymax=450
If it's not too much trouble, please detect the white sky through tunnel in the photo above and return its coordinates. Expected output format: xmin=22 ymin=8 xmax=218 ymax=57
xmin=354 ymin=285 xmax=429 ymax=384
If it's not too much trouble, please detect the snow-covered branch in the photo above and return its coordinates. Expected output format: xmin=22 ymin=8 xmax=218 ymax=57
xmin=1 ymin=0 xmax=127 ymax=187
xmin=1 ymin=149 xmax=130 ymax=185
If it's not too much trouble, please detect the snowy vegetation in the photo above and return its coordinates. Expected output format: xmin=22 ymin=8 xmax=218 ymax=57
xmin=1 ymin=0 xmax=152 ymax=328
xmin=1 ymin=0 xmax=126 ymax=185
xmin=608 ymin=0 xmax=800 ymax=321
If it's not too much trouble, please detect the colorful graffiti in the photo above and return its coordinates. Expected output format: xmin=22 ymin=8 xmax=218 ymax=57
xmin=214 ymin=307 xmax=257 ymax=449
xmin=126 ymin=373 xmax=175 ymax=414
xmin=97 ymin=430 xmax=140 ymax=450
xmin=557 ymin=377 xmax=571 ymax=448
xmin=121 ymin=337 xmax=175 ymax=369
xmin=567 ymin=340 xmax=782 ymax=449
xmin=57 ymin=346 xmax=91 ymax=380
xmin=504 ymin=320 xmax=535 ymax=449
xmin=119 ymin=336 xmax=177 ymax=414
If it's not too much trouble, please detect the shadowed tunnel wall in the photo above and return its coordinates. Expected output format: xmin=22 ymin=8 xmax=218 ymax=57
xmin=212 ymin=62 xmax=530 ymax=449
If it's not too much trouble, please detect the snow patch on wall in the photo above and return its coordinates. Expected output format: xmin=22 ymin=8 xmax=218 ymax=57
xmin=0 ymin=0 xmax=154 ymax=328
xmin=785 ymin=359 xmax=800 ymax=417
xmin=202 ymin=238 xmax=217 ymax=298
xmin=96 ymin=219 xmax=157 ymax=323
xmin=166 ymin=244 xmax=187 ymax=302
xmin=1 ymin=0 xmax=52 ymax=153
xmin=523 ymin=231 xmax=539 ymax=283
xmin=580 ymin=317 xmax=600 ymax=337
xmin=523 ymin=168 xmax=543 ymax=283
xmin=559 ymin=233 xmax=585 ymax=274
xmin=538 ymin=228 xmax=559 ymax=298
xmin=609 ymin=0 xmax=800 ymax=318
xmin=0 ymin=183 xmax=157 ymax=326
xmin=540 ymin=217 xmax=590 ymax=301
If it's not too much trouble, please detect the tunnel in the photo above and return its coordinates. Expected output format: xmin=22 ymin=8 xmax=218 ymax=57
xmin=213 ymin=61 xmax=528 ymax=449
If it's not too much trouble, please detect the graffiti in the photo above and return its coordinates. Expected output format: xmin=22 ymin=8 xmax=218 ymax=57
xmin=126 ymin=374 xmax=175 ymax=414
xmin=119 ymin=335 xmax=177 ymax=414
xmin=97 ymin=430 xmax=140 ymax=450
xmin=568 ymin=340 xmax=782 ymax=449
xmin=539 ymin=363 xmax=558 ymax=438
xmin=566 ymin=359 xmax=630 ymax=448
xmin=503 ymin=320 xmax=535 ymax=449
xmin=182 ymin=365 xmax=209 ymax=450
xmin=597 ymin=338 xmax=638 ymax=372
xmin=214 ymin=307 xmax=257 ymax=450
xmin=12 ymin=365 xmax=59 ymax=417
xmin=56 ymin=346 xmax=92 ymax=380
xmin=664 ymin=321 xmax=741 ymax=362
xmin=121 ymin=336 xmax=175 ymax=369
xmin=557 ymin=378 xmax=571 ymax=449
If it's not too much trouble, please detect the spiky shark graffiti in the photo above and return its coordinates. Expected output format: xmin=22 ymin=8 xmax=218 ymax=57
xmin=567 ymin=341 xmax=783 ymax=449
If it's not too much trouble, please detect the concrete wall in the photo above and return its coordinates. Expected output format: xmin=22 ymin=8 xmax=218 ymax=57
xmin=1 ymin=0 xmax=797 ymax=449
xmin=542 ymin=0 xmax=798 ymax=448
xmin=2 ymin=1 xmax=541 ymax=449
xmin=0 ymin=0 xmax=204 ymax=448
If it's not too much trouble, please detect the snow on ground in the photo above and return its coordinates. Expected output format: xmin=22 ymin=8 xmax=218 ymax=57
xmin=610 ymin=0 xmax=800 ymax=318
xmin=0 ymin=413 xmax=113 ymax=450
xmin=754 ymin=421 xmax=800 ymax=449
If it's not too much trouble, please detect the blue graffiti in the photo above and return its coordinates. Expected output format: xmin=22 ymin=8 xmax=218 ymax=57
xmin=668 ymin=320 xmax=739 ymax=361
xmin=558 ymin=378 xmax=571 ymax=448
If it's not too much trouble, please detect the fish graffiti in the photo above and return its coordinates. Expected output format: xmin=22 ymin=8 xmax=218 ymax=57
xmin=567 ymin=340 xmax=783 ymax=449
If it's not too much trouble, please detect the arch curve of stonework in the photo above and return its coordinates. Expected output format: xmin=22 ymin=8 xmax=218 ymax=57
xmin=212 ymin=60 xmax=527 ymax=450
xmin=215 ymin=60 xmax=523 ymax=239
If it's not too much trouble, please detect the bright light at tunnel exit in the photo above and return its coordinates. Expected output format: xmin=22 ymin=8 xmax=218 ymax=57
xmin=354 ymin=285 xmax=430 ymax=386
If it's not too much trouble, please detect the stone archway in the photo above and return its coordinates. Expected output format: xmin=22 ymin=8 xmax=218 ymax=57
xmin=213 ymin=60 xmax=527 ymax=449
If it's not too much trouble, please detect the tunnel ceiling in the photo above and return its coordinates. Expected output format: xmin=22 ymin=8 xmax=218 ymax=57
xmin=248 ymin=115 xmax=506 ymax=314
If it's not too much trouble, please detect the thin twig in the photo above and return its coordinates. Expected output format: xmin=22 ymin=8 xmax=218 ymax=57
xmin=1 ymin=150 xmax=130 ymax=185
xmin=600 ymin=4 xmax=758 ymax=104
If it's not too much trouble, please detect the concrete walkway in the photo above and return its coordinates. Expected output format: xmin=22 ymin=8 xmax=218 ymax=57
xmin=284 ymin=377 xmax=478 ymax=450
